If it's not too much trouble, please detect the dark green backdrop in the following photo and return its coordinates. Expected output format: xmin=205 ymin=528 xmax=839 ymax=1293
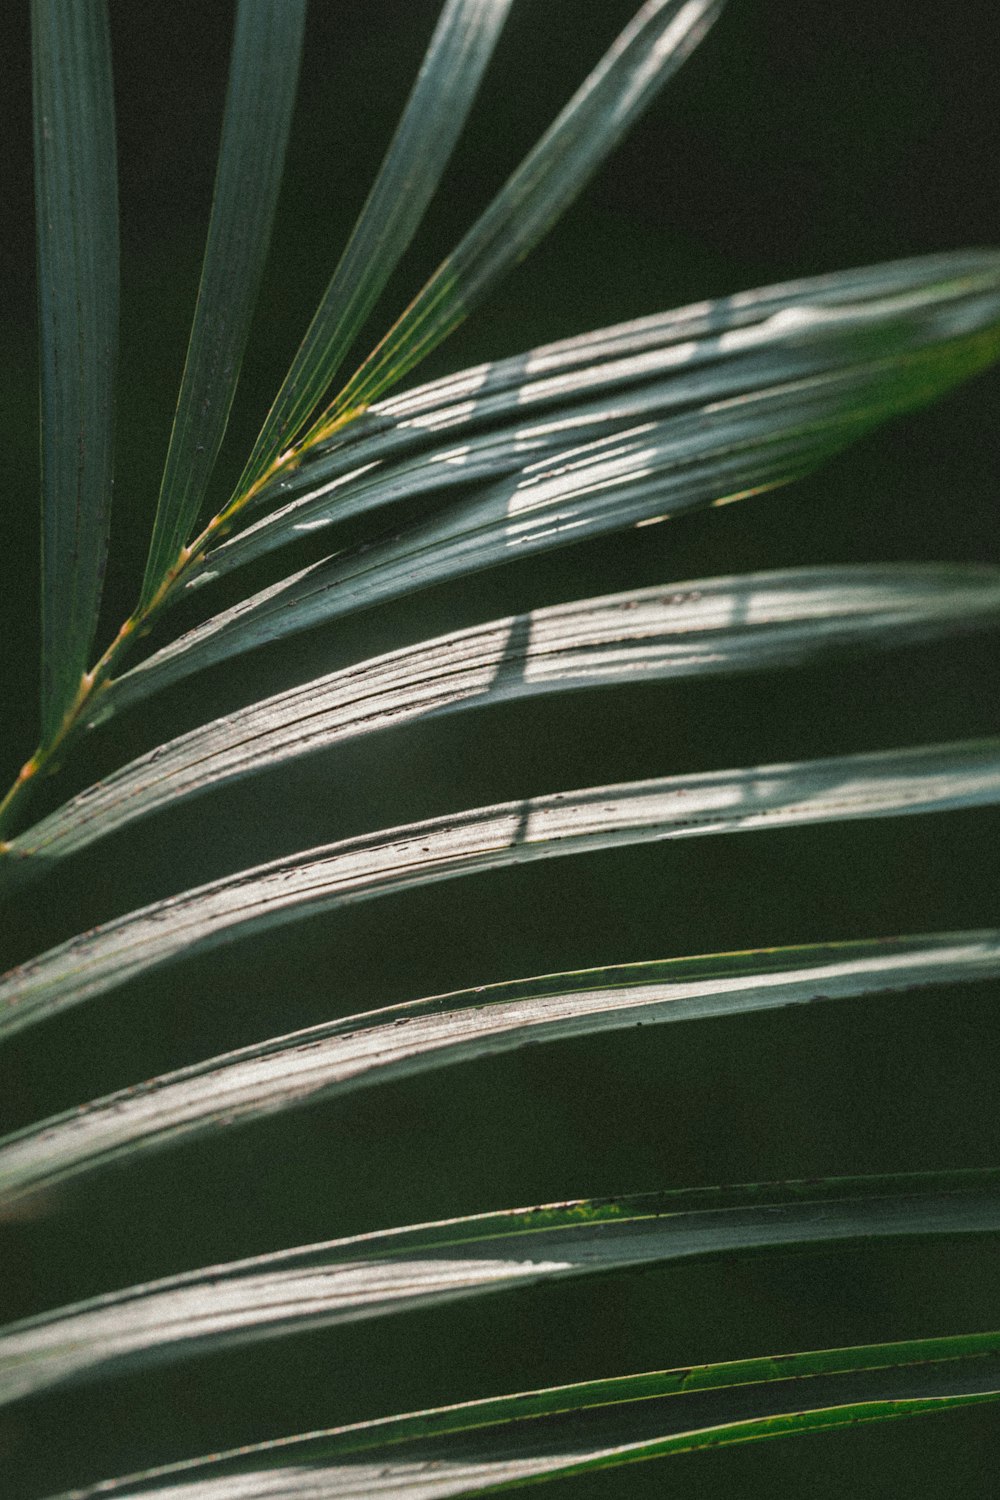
xmin=1 ymin=3 xmax=999 ymax=1497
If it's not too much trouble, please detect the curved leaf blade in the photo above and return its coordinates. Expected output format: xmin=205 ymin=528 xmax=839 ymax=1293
xmin=1 ymin=933 xmax=998 ymax=1208
xmin=138 ymin=0 xmax=307 ymax=606
xmin=112 ymin=409 xmax=832 ymax=709
xmin=366 ymin=247 xmax=1000 ymax=429
xmin=109 ymin=268 xmax=1000 ymax=713
xmin=310 ymin=0 xmax=727 ymax=434
xmin=2 ymin=740 xmax=1000 ymax=1042
xmin=6 ymin=566 xmax=1000 ymax=877
xmin=3 ymin=1169 xmax=1000 ymax=1407
xmin=38 ymin=1332 xmax=1000 ymax=1499
xmin=218 ymin=251 xmax=1000 ymax=575
xmin=32 ymin=0 xmax=119 ymax=742
xmin=233 ymin=0 xmax=515 ymax=500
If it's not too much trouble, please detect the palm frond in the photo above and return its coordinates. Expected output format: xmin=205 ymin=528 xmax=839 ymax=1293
xmin=4 ymin=3 xmax=1000 ymax=1496
xmin=210 ymin=250 xmax=1000 ymax=574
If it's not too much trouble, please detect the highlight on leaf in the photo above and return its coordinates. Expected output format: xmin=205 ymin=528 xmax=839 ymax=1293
xmin=203 ymin=249 xmax=1000 ymax=577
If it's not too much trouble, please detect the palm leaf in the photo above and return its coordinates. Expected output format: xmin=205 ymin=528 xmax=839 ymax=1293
xmin=303 ymin=0 xmax=727 ymax=441
xmin=3 ymin=741 xmax=999 ymax=1042
xmin=231 ymin=0 xmax=516 ymax=501
xmin=1 ymin=933 xmax=997 ymax=1207
xmin=35 ymin=1332 xmax=1000 ymax=1500
xmin=102 ymin=256 xmax=1000 ymax=714
xmin=3 ymin=1169 xmax=999 ymax=1408
xmin=31 ymin=0 xmax=119 ymax=743
xmin=138 ymin=0 xmax=307 ymax=607
xmin=210 ymin=250 xmax=1000 ymax=575
xmin=6 ymin=564 xmax=997 ymax=875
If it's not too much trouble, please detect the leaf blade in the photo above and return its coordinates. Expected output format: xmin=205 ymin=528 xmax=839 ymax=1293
xmin=309 ymin=0 xmax=728 ymax=435
xmin=1 ymin=933 xmax=998 ymax=1209
xmin=212 ymin=252 xmax=1000 ymax=577
xmin=233 ymin=0 xmax=516 ymax=499
xmin=108 ymin=251 xmax=1000 ymax=712
xmin=36 ymin=1331 xmax=1000 ymax=1499
xmin=32 ymin=0 xmax=119 ymax=741
xmin=138 ymin=0 xmax=307 ymax=606
xmin=6 ymin=565 xmax=1000 ymax=876
xmin=3 ymin=1168 xmax=999 ymax=1407
xmin=2 ymin=740 xmax=1000 ymax=1042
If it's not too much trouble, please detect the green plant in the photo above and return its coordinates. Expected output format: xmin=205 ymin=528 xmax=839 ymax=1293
xmin=2 ymin=0 xmax=1000 ymax=1495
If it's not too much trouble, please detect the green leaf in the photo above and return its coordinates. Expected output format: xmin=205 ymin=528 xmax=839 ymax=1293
xmin=216 ymin=249 xmax=1000 ymax=576
xmin=232 ymin=0 xmax=516 ymax=501
xmin=138 ymin=0 xmax=307 ymax=608
xmin=36 ymin=1331 xmax=1000 ymax=1499
xmin=1 ymin=934 xmax=997 ymax=1209
xmin=32 ymin=0 xmax=119 ymax=743
xmin=3 ymin=1168 xmax=999 ymax=1408
xmin=307 ymin=0 xmax=728 ymax=437
xmin=2 ymin=740 xmax=1000 ymax=1042
xmin=6 ymin=565 xmax=1000 ymax=877
xmin=107 ymin=252 xmax=1000 ymax=714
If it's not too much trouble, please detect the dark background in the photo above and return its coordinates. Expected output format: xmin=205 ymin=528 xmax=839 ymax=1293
xmin=1 ymin=1 xmax=999 ymax=1496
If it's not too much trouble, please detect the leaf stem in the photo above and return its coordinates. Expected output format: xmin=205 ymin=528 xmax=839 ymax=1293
xmin=0 ymin=435 xmax=318 ymax=850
